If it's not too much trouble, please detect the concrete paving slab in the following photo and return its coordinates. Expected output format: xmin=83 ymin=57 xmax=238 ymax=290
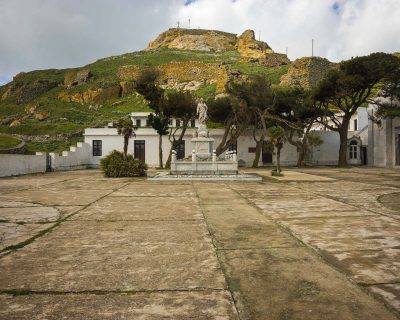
xmin=201 ymin=204 xmax=298 ymax=249
xmin=72 ymin=196 xmax=202 ymax=221
xmin=370 ymin=284 xmax=400 ymax=313
xmin=0 ymin=222 xmax=54 ymax=251
xmin=0 ymin=206 xmax=60 ymax=223
xmin=221 ymin=248 xmax=398 ymax=320
xmin=112 ymin=183 xmax=195 ymax=197
xmin=6 ymin=188 xmax=111 ymax=206
xmin=278 ymin=215 xmax=400 ymax=252
xmin=0 ymin=291 xmax=239 ymax=320
xmin=0 ymin=220 xmax=225 ymax=291
xmin=326 ymin=249 xmax=400 ymax=284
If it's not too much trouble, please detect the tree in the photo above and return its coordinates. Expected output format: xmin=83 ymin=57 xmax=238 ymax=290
xmin=268 ymin=126 xmax=286 ymax=175
xmin=116 ymin=116 xmax=136 ymax=159
xmin=313 ymin=52 xmax=400 ymax=166
xmin=134 ymin=68 xmax=169 ymax=168
xmin=163 ymin=90 xmax=197 ymax=168
xmin=273 ymin=86 xmax=321 ymax=167
xmin=147 ymin=113 xmax=169 ymax=168
xmin=207 ymin=95 xmax=250 ymax=156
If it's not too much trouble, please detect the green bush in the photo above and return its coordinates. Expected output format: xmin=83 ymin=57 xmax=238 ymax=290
xmin=100 ymin=150 xmax=147 ymax=177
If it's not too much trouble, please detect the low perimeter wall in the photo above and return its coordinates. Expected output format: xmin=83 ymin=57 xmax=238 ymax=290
xmin=0 ymin=153 xmax=46 ymax=177
xmin=50 ymin=142 xmax=92 ymax=171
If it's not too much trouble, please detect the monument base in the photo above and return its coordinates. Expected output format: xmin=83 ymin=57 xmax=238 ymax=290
xmin=191 ymin=137 xmax=213 ymax=160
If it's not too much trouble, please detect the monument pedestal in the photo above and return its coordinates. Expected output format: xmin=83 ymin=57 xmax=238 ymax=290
xmin=192 ymin=137 xmax=214 ymax=160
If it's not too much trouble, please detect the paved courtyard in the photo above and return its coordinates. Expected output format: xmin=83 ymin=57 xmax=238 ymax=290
xmin=0 ymin=168 xmax=399 ymax=319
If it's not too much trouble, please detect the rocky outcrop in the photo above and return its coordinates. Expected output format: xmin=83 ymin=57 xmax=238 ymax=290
xmin=2 ymin=76 xmax=59 ymax=104
xmin=147 ymin=28 xmax=237 ymax=52
xmin=280 ymin=57 xmax=336 ymax=89
xmin=58 ymin=85 xmax=121 ymax=105
xmin=118 ymin=61 xmax=245 ymax=93
xmin=64 ymin=69 xmax=92 ymax=88
xmin=147 ymin=28 xmax=290 ymax=65
xmin=237 ymin=29 xmax=272 ymax=60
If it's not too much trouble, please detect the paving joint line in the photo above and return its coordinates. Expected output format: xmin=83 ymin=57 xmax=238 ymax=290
xmin=191 ymin=182 xmax=242 ymax=320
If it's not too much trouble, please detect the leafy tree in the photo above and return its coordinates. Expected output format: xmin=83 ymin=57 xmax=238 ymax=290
xmin=116 ymin=116 xmax=136 ymax=159
xmin=273 ymin=86 xmax=322 ymax=167
xmin=207 ymin=95 xmax=250 ymax=156
xmin=313 ymin=52 xmax=400 ymax=166
xmin=163 ymin=90 xmax=197 ymax=168
xmin=134 ymin=68 xmax=169 ymax=168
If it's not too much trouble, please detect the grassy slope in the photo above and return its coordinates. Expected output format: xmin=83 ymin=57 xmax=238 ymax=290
xmin=0 ymin=48 xmax=289 ymax=152
xmin=0 ymin=135 xmax=20 ymax=149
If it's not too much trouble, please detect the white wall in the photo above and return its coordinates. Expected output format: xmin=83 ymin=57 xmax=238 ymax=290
xmin=84 ymin=127 xmax=342 ymax=168
xmin=50 ymin=142 xmax=92 ymax=171
xmin=0 ymin=153 xmax=46 ymax=177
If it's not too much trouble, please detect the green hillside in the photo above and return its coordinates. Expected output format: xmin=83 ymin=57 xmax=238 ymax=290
xmin=0 ymin=48 xmax=289 ymax=153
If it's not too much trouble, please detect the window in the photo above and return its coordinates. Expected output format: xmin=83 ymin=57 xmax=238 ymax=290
xmin=136 ymin=119 xmax=141 ymax=127
xmin=92 ymin=140 xmax=102 ymax=156
xmin=248 ymin=147 xmax=256 ymax=153
xmin=176 ymin=119 xmax=181 ymax=127
xmin=190 ymin=120 xmax=196 ymax=128
xmin=353 ymin=119 xmax=358 ymax=131
xmin=228 ymin=143 xmax=237 ymax=152
xmin=349 ymin=140 xmax=358 ymax=159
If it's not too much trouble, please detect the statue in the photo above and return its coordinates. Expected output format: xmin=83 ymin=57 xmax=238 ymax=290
xmin=197 ymin=99 xmax=208 ymax=125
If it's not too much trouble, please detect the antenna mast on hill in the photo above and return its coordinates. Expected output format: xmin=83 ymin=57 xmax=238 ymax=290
xmin=258 ymin=30 xmax=261 ymax=41
xmin=312 ymin=39 xmax=314 ymax=57
xmin=177 ymin=21 xmax=180 ymax=29
xmin=188 ymin=19 xmax=191 ymax=28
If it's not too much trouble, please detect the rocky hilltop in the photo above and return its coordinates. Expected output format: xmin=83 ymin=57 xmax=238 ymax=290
xmin=0 ymin=27 xmax=340 ymax=153
xmin=147 ymin=28 xmax=290 ymax=67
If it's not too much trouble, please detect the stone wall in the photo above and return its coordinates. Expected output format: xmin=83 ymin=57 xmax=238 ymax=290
xmin=50 ymin=142 xmax=92 ymax=171
xmin=0 ymin=153 xmax=46 ymax=177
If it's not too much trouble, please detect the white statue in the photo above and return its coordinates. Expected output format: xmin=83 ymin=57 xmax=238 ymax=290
xmin=197 ymin=99 xmax=208 ymax=125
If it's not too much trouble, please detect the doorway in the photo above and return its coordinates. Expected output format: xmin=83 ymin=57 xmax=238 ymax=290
xmin=361 ymin=146 xmax=368 ymax=165
xmin=134 ymin=140 xmax=145 ymax=162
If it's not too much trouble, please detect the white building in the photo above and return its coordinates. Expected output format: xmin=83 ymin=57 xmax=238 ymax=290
xmin=83 ymin=112 xmax=342 ymax=168
xmin=368 ymin=104 xmax=400 ymax=168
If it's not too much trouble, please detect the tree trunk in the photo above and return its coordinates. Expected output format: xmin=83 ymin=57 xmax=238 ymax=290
xmin=338 ymin=118 xmax=350 ymax=167
xmin=123 ymin=136 xmax=129 ymax=159
xmin=215 ymin=121 xmax=232 ymax=156
xmin=276 ymin=143 xmax=282 ymax=174
xmin=252 ymin=140 xmax=263 ymax=168
xmin=158 ymin=134 xmax=163 ymax=169
xmin=297 ymin=144 xmax=306 ymax=167
xmin=166 ymin=122 xmax=188 ymax=168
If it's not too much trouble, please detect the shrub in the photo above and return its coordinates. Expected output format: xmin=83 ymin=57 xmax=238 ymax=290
xmin=100 ymin=150 xmax=147 ymax=177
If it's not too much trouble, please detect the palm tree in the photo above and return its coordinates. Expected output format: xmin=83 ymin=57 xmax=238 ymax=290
xmin=117 ymin=117 xmax=136 ymax=159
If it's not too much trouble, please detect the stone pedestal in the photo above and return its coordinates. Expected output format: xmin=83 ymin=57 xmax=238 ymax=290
xmin=192 ymin=137 xmax=214 ymax=160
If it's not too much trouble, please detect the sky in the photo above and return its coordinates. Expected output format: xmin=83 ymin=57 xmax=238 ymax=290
xmin=1 ymin=0 xmax=399 ymax=85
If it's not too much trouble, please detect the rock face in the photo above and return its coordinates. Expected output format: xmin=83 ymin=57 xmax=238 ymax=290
xmin=2 ymin=74 xmax=59 ymax=104
xmin=237 ymin=29 xmax=272 ymax=60
xmin=118 ymin=61 xmax=242 ymax=93
xmin=64 ymin=69 xmax=92 ymax=88
xmin=147 ymin=28 xmax=290 ymax=65
xmin=58 ymin=86 xmax=121 ymax=105
xmin=147 ymin=28 xmax=237 ymax=52
xmin=280 ymin=57 xmax=336 ymax=89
